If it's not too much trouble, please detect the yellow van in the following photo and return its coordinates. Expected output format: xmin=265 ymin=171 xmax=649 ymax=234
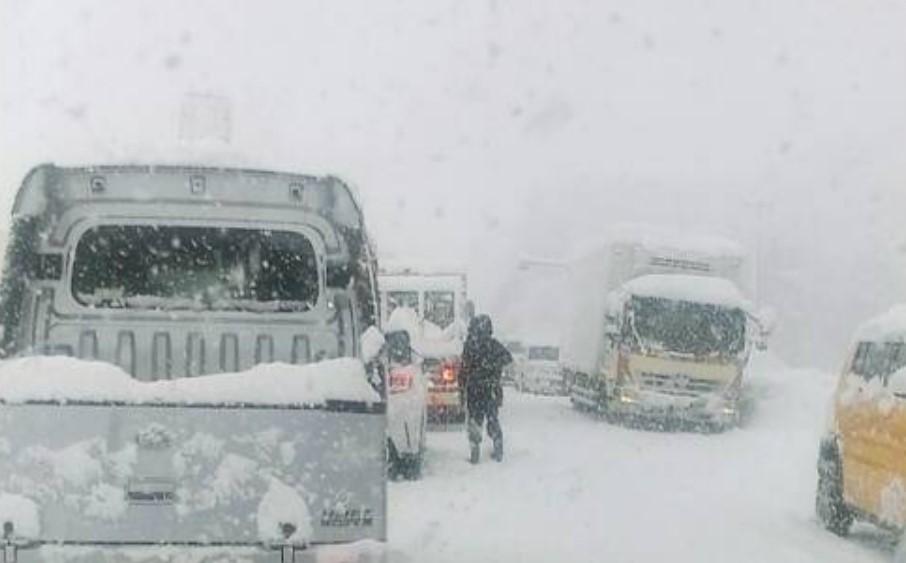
xmin=817 ymin=306 xmax=906 ymax=536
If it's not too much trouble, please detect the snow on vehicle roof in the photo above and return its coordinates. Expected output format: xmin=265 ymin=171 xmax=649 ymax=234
xmin=572 ymin=224 xmax=745 ymax=261
xmin=379 ymin=273 xmax=467 ymax=293
xmin=610 ymin=223 xmax=744 ymax=255
xmin=378 ymin=257 xmax=467 ymax=276
xmin=623 ymin=274 xmax=751 ymax=310
xmin=853 ymin=305 xmax=906 ymax=342
xmin=0 ymin=357 xmax=380 ymax=406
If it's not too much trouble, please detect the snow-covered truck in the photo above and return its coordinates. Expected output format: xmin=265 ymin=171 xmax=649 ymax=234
xmin=378 ymin=270 xmax=468 ymax=423
xmin=562 ymin=235 xmax=759 ymax=429
xmin=0 ymin=164 xmax=387 ymax=562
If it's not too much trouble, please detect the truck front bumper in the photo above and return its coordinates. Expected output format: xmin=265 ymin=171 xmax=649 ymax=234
xmin=611 ymin=388 xmax=739 ymax=428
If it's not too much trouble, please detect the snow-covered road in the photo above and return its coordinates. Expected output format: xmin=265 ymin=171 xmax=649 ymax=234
xmin=389 ymin=357 xmax=896 ymax=562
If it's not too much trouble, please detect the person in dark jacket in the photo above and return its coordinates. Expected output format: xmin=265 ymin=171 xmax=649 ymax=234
xmin=459 ymin=314 xmax=512 ymax=463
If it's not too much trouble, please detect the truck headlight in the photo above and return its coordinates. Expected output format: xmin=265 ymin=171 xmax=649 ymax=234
xmin=617 ymin=387 xmax=637 ymax=404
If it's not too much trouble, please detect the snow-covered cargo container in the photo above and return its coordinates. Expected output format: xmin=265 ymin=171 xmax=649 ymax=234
xmin=562 ymin=233 xmax=758 ymax=429
xmin=0 ymin=164 xmax=387 ymax=562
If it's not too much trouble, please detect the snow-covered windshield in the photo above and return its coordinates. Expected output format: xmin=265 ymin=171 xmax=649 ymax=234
xmin=72 ymin=225 xmax=319 ymax=312
xmin=851 ymin=341 xmax=906 ymax=382
xmin=629 ymin=296 xmax=746 ymax=358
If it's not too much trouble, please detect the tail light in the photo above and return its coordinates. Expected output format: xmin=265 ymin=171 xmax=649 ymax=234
xmin=441 ymin=362 xmax=457 ymax=384
xmin=389 ymin=368 xmax=414 ymax=394
xmin=428 ymin=360 xmax=459 ymax=388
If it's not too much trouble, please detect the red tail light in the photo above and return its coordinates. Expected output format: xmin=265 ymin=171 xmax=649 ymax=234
xmin=389 ymin=368 xmax=414 ymax=394
xmin=441 ymin=363 xmax=457 ymax=383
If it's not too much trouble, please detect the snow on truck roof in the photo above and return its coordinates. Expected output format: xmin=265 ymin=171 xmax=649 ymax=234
xmin=379 ymin=273 xmax=467 ymax=292
xmin=623 ymin=274 xmax=751 ymax=310
xmin=379 ymin=257 xmax=467 ymax=276
xmin=0 ymin=357 xmax=380 ymax=406
xmin=572 ymin=225 xmax=745 ymax=261
xmin=609 ymin=224 xmax=745 ymax=256
xmin=853 ymin=305 xmax=906 ymax=342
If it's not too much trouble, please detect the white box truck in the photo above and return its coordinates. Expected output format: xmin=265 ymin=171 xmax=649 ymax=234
xmin=378 ymin=269 xmax=469 ymax=423
xmin=562 ymin=233 xmax=761 ymax=430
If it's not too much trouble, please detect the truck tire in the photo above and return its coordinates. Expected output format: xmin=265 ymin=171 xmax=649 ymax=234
xmin=400 ymin=453 xmax=423 ymax=480
xmin=816 ymin=441 xmax=853 ymax=536
xmin=386 ymin=439 xmax=401 ymax=480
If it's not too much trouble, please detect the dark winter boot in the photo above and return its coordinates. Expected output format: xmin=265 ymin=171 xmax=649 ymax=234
xmin=470 ymin=442 xmax=480 ymax=464
xmin=491 ymin=438 xmax=503 ymax=462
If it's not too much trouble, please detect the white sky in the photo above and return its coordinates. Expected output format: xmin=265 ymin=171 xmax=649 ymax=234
xmin=3 ymin=0 xmax=906 ymax=366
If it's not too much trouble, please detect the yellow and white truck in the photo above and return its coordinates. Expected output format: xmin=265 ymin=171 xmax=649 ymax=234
xmin=562 ymin=233 xmax=762 ymax=430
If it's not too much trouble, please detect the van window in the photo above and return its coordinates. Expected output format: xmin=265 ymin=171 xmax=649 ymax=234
xmin=852 ymin=341 xmax=901 ymax=381
xmin=72 ymin=225 xmax=319 ymax=312
xmin=890 ymin=343 xmax=906 ymax=371
xmin=851 ymin=342 xmax=870 ymax=375
xmin=424 ymin=291 xmax=455 ymax=328
xmin=387 ymin=291 xmax=419 ymax=315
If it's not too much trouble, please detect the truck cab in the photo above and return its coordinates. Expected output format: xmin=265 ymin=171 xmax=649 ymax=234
xmin=601 ymin=275 xmax=751 ymax=427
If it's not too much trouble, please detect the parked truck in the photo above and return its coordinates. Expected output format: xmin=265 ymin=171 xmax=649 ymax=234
xmin=378 ymin=269 xmax=468 ymax=423
xmin=562 ymin=233 xmax=761 ymax=430
xmin=0 ymin=164 xmax=387 ymax=562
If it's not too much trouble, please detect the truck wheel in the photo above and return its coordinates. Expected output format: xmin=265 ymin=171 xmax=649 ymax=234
xmin=570 ymin=395 xmax=584 ymax=411
xmin=594 ymin=383 xmax=611 ymax=417
xmin=386 ymin=440 xmax=402 ymax=480
xmin=400 ymin=453 xmax=423 ymax=480
xmin=816 ymin=447 xmax=853 ymax=536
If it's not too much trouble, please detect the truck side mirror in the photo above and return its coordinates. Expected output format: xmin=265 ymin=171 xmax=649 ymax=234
xmin=751 ymin=307 xmax=775 ymax=351
xmin=604 ymin=315 xmax=621 ymax=340
xmin=385 ymin=330 xmax=413 ymax=365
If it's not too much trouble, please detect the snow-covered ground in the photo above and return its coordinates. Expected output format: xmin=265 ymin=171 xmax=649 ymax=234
xmin=389 ymin=354 xmax=897 ymax=562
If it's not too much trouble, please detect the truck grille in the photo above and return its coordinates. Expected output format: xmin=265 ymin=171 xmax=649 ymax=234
xmin=637 ymin=372 xmax=722 ymax=397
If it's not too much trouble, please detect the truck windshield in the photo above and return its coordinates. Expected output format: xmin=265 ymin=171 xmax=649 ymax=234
xmin=72 ymin=225 xmax=319 ymax=312
xmin=424 ymin=290 xmax=455 ymax=329
xmin=628 ymin=296 xmax=746 ymax=357
xmin=387 ymin=291 xmax=419 ymax=315
xmin=528 ymin=346 xmax=559 ymax=361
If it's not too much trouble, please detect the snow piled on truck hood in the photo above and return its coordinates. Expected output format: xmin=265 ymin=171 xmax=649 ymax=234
xmin=623 ymin=274 xmax=752 ymax=310
xmin=0 ymin=357 xmax=380 ymax=405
